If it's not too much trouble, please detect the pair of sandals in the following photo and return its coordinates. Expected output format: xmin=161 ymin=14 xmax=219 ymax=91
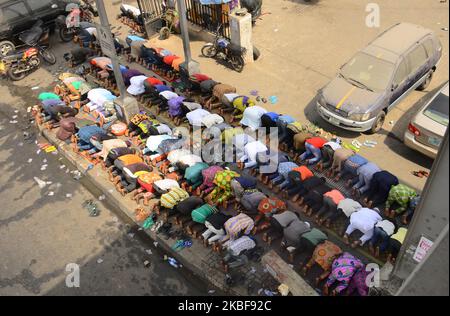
xmin=412 ymin=170 xmax=430 ymax=178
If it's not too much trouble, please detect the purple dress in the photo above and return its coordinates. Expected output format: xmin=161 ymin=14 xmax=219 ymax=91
xmin=168 ymin=96 xmax=186 ymax=117
xmin=325 ymin=252 xmax=364 ymax=294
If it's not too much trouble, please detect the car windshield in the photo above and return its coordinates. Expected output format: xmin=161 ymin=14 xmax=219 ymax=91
xmin=340 ymin=52 xmax=395 ymax=92
xmin=423 ymin=92 xmax=449 ymax=126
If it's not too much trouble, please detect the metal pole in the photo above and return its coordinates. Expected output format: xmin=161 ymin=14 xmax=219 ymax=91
xmin=94 ymin=0 xmax=127 ymax=99
xmin=177 ymin=0 xmax=192 ymax=63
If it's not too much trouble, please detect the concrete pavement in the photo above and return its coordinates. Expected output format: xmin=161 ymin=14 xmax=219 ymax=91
xmin=0 ymin=81 xmax=209 ymax=296
xmin=129 ymin=0 xmax=449 ymax=192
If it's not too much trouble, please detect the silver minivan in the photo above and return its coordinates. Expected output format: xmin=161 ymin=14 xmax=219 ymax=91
xmin=316 ymin=23 xmax=443 ymax=134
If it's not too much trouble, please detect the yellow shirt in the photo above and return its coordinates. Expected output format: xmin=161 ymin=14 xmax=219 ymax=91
xmin=391 ymin=227 xmax=408 ymax=244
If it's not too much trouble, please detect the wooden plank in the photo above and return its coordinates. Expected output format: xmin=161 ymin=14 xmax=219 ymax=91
xmin=261 ymin=250 xmax=318 ymax=296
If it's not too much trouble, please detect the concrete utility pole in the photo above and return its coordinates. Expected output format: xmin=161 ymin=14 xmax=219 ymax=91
xmin=94 ymin=0 xmax=127 ymax=98
xmin=176 ymin=0 xmax=200 ymax=75
xmin=392 ymin=128 xmax=449 ymax=295
xmin=94 ymin=0 xmax=139 ymax=123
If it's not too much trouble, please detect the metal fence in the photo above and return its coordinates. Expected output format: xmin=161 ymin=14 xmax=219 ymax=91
xmin=184 ymin=0 xmax=231 ymax=40
xmin=137 ymin=0 xmax=165 ymax=21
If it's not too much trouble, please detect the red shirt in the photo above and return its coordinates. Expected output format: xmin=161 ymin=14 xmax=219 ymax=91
xmin=324 ymin=190 xmax=345 ymax=205
xmin=191 ymin=73 xmax=211 ymax=82
xmin=163 ymin=55 xmax=180 ymax=66
xmin=306 ymin=137 xmax=327 ymax=149
xmin=146 ymin=77 xmax=163 ymax=86
xmin=292 ymin=166 xmax=314 ymax=181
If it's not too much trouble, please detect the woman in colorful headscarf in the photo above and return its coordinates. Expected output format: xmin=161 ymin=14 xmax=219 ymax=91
xmin=253 ymin=197 xmax=287 ymax=233
xmin=301 ymin=240 xmax=342 ymax=284
xmin=206 ymin=169 xmax=240 ymax=206
xmin=323 ymin=252 xmax=364 ymax=296
xmin=195 ymin=165 xmax=224 ymax=197
xmin=229 ymin=96 xmax=256 ymax=123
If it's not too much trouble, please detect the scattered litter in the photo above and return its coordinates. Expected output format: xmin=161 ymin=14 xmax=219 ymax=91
xmin=288 ymin=264 xmax=294 ymax=269
xmin=442 ymin=27 xmax=449 ymax=31
xmin=73 ymin=170 xmax=82 ymax=180
xmin=18 ymin=142 xmax=24 ymax=147
xmin=98 ymin=194 xmax=106 ymax=201
xmin=60 ymin=164 xmax=66 ymax=169
xmin=43 ymin=159 xmax=47 ymax=163
xmin=46 ymin=181 xmax=52 ymax=185
xmin=144 ymin=260 xmax=151 ymax=268
xmin=153 ymin=241 xmax=159 ymax=248
xmin=48 ymin=191 xmax=55 ymax=196
xmin=31 ymin=86 xmax=40 ymax=90
xmin=138 ymin=227 xmax=143 ymax=231
xmin=56 ymin=183 xmax=62 ymax=188
xmin=14 ymin=110 xmax=19 ymax=113
xmin=389 ymin=120 xmax=395 ymax=125
xmin=36 ymin=149 xmax=41 ymax=155
xmin=65 ymin=169 xmax=70 ymax=174
xmin=28 ymin=158 xmax=33 ymax=163
xmin=274 ymin=28 xmax=279 ymax=32
xmin=9 ymin=120 xmax=18 ymax=124
xmin=112 ymin=216 xmax=119 ymax=223
xmin=263 ymin=289 xmax=277 ymax=296
xmin=86 ymin=164 xmax=94 ymax=172
xmin=128 ymin=233 xmax=135 ymax=239
xmin=82 ymin=200 xmax=100 ymax=217
xmin=44 ymin=146 xmax=57 ymax=153
xmin=108 ymin=189 xmax=114 ymax=194
xmin=12 ymin=115 xmax=18 ymax=119
xmin=249 ymin=267 xmax=257 ymax=274
xmin=167 ymin=257 xmax=180 ymax=268
xmin=278 ymin=284 xmax=290 ymax=296
xmin=145 ymin=249 xmax=153 ymax=255
xmin=208 ymin=290 xmax=216 ymax=295
xmin=97 ymin=258 xmax=104 ymax=264
xmin=66 ymin=193 xmax=73 ymax=198
xmin=269 ymin=96 xmax=278 ymax=104
xmin=33 ymin=177 xmax=47 ymax=189
xmin=40 ymin=164 xmax=48 ymax=171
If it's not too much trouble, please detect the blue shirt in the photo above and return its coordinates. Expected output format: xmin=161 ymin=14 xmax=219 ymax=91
xmin=265 ymin=112 xmax=280 ymax=122
xmin=155 ymin=85 xmax=171 ymax=93
xmin=278 ymin=162 xmax=299 ymax=178
xmin=278 ymin=115 xmax=296 ymax=124
xmin=348 ymin=154 xmax=369 ymax=167
xmin=42 ymin=99 xmax=64 ymax=112
xmin=357 ymin=162 xmax=381 ymax=183
xmin=78 ymin=126 xmax=105 ymax=144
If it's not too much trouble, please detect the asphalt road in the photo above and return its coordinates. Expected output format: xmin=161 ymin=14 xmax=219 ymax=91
xmin=0 ymin=81 xmax=209 ymax=296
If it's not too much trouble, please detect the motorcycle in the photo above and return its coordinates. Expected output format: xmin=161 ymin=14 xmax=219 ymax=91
xmin=2 ymin=20 xmax=56 ymax=81
xmin=56 ymin=1 xmax=98 ymax=42
xmin=201 ymin=25 xmax=246 ymax=73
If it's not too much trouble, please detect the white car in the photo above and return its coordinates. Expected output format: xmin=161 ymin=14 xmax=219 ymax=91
xmin=404 ymin=82 xmax=449 ymax=159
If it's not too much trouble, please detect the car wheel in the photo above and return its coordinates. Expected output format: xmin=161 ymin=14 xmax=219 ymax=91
xmin=0 ymin=41 xmax=15 ymax=57
xmin=417 ymin=71 xmax=433 ymax=91
xmin=369 ymin=111 xmax=386 ymax=134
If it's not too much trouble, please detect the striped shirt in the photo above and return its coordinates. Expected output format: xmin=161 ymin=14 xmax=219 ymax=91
xmin=160 ymin=188 xmax=189 ymax=209
xmin=224 ymin=213 xmax=255 ymax=240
